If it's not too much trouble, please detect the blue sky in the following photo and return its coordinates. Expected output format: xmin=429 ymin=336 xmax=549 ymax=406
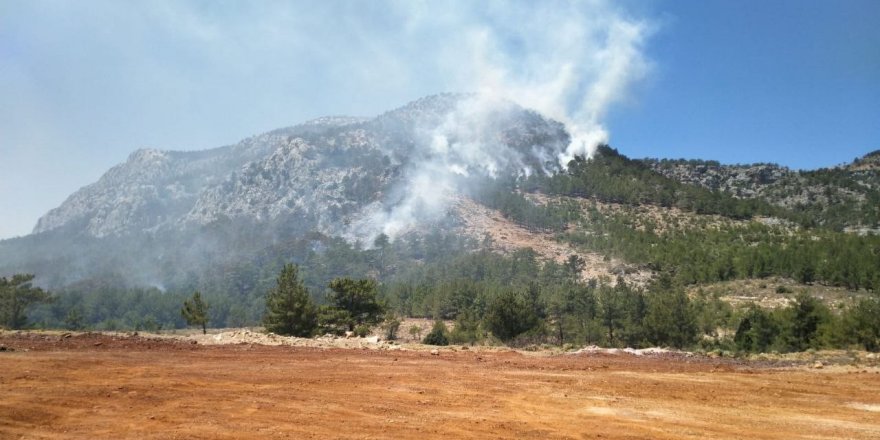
xmin=610 ymin=0 xmax=880 ymax=166
xmin=1 ymin=0 xmax=878 ymax=239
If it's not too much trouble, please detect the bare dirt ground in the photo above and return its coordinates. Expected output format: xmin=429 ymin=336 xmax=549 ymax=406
xmin=454 ymin=198 xmax=652 ymax=286
xmin=3 ymin=331 xmax=880 ymax=439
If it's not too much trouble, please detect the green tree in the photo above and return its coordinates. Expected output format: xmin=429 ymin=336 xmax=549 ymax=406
xmin=383 ymin=313 xmax=401 ymax=340
xmin=693 ymin=294 xmax=733 ymax=339
xmin=484 ymin=290 xmax=539 ymax=342
xmin=545 ymin=287 xmax=573 ymax=345
xmin=784 ymin=293 xmax=830 ymax=351
xmin=264 ymin=264 xmax=317 ymax=337
xmin=619 ymin=285 xmax=649 ymax=348
xmin=64 ymin=307 xmax=86 ymax=331
xmin=181 ymin=290 xmax=210 ymax=334
xmin=373 ymin=233 xmax=390 ymax=249
xmin=598 ymin=286 xmax=624 ymax=346
xmin=316 ymin=306 xmax=351 ymax=335
xmin=841 ymin=297 xmax=880 ymax=351
xmin=564 ymin=255 xmax=586 ymax=279
xmin=423 ymin=320 xmax=449 ymax=346
xmin=644 ymin=289 xmax=697 ymax=349
xmin=0 ymin=274 xmax=52 ymax=329
xmin=449 ymin=309 xmax=482 ymax=344
xmin=734 ymin=306 xmax=779 ymax=352
xmin=568 ymin=284 xmax=599 ymax=344
xmin=327 ymin=277 xmax=384 ymax=332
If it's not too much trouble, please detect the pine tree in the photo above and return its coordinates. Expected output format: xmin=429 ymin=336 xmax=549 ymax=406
xmin=181 ymin=290 xmax=210 ymax=334
xmin=327 ymin=277 xmax=384 ymax=332
xmin=484 ymin=290 xmax=539 ymax=342
xmin=644 ymin=289 xmax=697 ymax=349
xmin=785 ymin=293 xmax=829 ymax=351
xmin=264 ymin=264 xmax=317 ymax=337
xmin=598 ymin=286 xmax=623 ymax=346
xmin=734 ymin=306 xmax=779 ymax=352
xmin=0 ymin=274 xmax=52 ymax=330
xmin=841 ymin=298 xmax=880 ymax=351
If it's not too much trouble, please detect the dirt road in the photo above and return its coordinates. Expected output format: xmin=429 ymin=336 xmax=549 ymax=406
xmin=2 ymin=332 xmax=879 ymax=439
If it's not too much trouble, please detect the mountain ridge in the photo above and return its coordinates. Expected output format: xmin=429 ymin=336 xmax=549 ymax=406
xmin=640 ymin=151 xmax=880 ymax=231
xmin=2 ymin=95 xmax=878 ymax=296
xmin=30 ymin=93 xmax=572 ymax=241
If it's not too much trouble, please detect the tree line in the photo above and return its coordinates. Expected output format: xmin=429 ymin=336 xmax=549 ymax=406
xmin=4 ymin=258 xmax=879 ymax=353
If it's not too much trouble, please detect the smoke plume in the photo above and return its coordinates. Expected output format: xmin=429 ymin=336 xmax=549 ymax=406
xmin=349 ymin=1 xmax=653 ymax=242
xmin=461 ymin=1 xmax=652 ymax=164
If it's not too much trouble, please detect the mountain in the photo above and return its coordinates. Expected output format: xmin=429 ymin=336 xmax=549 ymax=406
xmin=29 ymin=94 xmax=568 ymax=240
xmin=2 ymin=95 xmax=878 ymax=339
xmin=0 ymin=94 xmax=570 ymax=287
xmin=3 ymin=95 xmax=878 ymax=293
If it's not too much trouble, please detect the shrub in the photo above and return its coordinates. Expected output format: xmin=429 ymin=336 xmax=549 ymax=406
xmin=423 ymin=320 xmax=449 ymax=346
xmin=449 ymin=311 xmax=481 ymax=345
xmin=384 ymin=318 xmax=401 ymax=341
xmin=354 ymin=324 xmax=371 ymax=338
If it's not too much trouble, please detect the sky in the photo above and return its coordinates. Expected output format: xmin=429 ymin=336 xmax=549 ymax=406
xmin=1 ymin=0 xmax=878 ymax=239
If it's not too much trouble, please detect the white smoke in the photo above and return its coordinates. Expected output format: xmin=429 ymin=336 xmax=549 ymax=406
xmin=348 ymin=95 xmax=539 ymax=240
xmin=458 ymin=1 xmax=653 ymax=165
xmin=349 ymin=0 xmax=654 ymax=242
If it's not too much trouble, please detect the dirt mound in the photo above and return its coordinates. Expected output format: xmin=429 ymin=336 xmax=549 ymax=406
xmin=567 ymin=345 xmax=675 ymax=357
xmin=178 ymin=329 xmax=403 ymax=349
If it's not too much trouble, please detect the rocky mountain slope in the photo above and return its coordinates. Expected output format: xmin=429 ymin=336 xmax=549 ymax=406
xmin=0 ymin=95 xmax=572 ymax=287
xmin=30 ymin=94 xmax=567 ymax=241
xmin=32 ymin=116 xmax=384 ymax=238
xmin=641 ymin=152 xmax=880 ymax=232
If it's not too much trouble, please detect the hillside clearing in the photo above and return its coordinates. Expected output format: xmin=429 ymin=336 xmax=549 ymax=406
xmin=455 ymin=197 xmax=652 ymax=286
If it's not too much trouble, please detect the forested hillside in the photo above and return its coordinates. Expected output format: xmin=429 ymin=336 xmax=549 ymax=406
xmin=474 ymin=146 xmax=880 ymax=290
xmin=2 ymin=96 xmax=878 ymax=353
xmin=642 ymin=150 xmax=880 ymax=231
